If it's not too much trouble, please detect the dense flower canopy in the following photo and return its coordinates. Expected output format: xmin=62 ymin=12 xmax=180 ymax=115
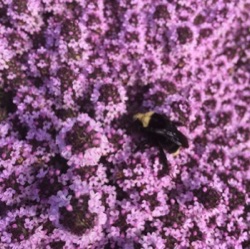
xmin=0 ymin=0 xmax=249 ymax=248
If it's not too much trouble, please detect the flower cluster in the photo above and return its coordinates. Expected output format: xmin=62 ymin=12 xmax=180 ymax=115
xmin=0 ymin=0 xmax=249 ymax=248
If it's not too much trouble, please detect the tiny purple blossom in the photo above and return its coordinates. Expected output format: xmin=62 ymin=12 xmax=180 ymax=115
xmin=0 ymin=0 xmax=249 ymax=248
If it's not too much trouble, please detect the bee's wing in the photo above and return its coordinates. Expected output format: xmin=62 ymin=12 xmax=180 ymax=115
xmin=150 ymin=128 xmax=189 ymax=148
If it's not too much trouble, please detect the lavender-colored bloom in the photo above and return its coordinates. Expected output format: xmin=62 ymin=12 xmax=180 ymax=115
xmin=0 ymin=0 xmax=249 ymax=248
xmin=91 ymin=80 xmax=127 ymax=123
xmin=56 ymin=114 xmax=109 ymax=167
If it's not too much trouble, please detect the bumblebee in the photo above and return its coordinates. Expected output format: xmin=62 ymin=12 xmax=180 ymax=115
xmin=133 ymin=111 xmax=189 ymax=165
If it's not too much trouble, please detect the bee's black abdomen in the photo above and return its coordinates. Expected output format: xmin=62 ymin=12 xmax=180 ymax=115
xmin=165 ymin=143 xmax=180 ymax=154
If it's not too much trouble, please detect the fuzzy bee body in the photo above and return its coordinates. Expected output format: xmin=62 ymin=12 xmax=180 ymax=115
xmin=133 ymin=112 xmax=189 ymax=155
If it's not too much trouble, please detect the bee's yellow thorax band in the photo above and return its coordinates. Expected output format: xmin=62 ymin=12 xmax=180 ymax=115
xmin=133 ymin=111 xmax=154 ymax=128
xmin=172 ymin=148 xmax=180 ymax=156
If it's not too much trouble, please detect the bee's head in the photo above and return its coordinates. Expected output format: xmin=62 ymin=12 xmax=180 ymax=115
xmin=133 ymin=111 xmax=154 ymax=128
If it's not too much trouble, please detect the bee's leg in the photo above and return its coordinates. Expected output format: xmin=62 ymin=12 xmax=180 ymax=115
xmin=159 ymin=143 xmax=168 ymax=167
xmin=157 ymin=142 xmax=170 ymax=177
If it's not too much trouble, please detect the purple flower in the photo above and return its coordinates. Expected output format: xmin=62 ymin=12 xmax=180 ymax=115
xmin=91 ymin=80 xmax=127 ymax=123
xmin=56 ymin=113 xmax=109 ymax=167
xmin=0 ymin=0 xmax=249 ymax=248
